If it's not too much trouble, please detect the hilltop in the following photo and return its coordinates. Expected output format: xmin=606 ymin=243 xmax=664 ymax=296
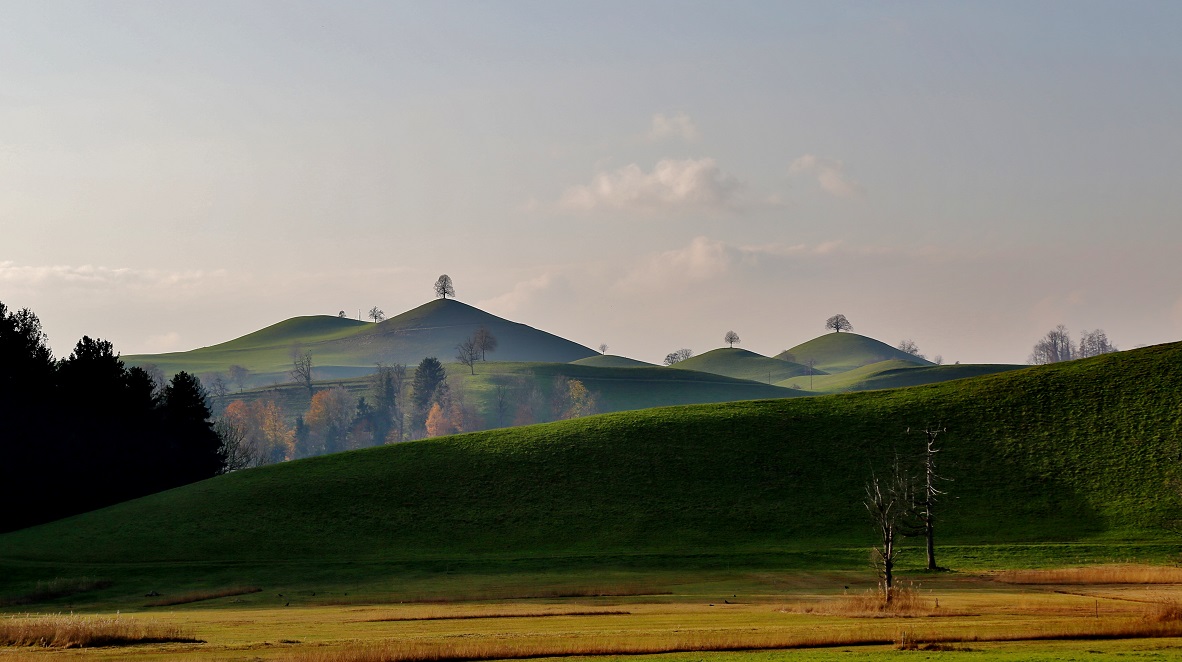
xmin=126 ymin=299 xmax=597 ymax=385
xmin=4 ymin=342 xmax=1178 ymax=574
xmin=775 ymin=332 xmax=933 ymax=373
xmin=672 ymin=347 xmax=818 ymax=384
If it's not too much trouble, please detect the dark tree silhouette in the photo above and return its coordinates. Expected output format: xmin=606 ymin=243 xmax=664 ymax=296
xmin=473 ymin=326 xmax=498 ymax=360
xmin=456 ymin=337 xmax=479 ymax=375
xmin=825 ymin=314 xmax=853 ymax=333
xmin=1029 ymin=325 xmax=1073 ymax=364
xmin=724 ymin=330 xmax=740 ymax=348
xmin=291 ymin=349 xmax=314 ymax=395
xmin=663 ymin=348 xmax=693 ymax=365
xmin=368 ymin=307 xmax=385 ymax=323
xmin=434 ymin=274 xmax=455 ymax=300
xmin=411 ymin=357 xmax=448 ymax=431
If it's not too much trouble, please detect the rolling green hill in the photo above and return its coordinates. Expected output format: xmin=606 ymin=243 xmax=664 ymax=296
xmin=776 ymin=332 xmax=933 ymax=373
xmin=4 ymin=342 xmax=1179 ymax=577
xmin=781 ymin=359 xmax=1024 ymax=393
xmin=672 ymin=348 xmax=819 ymax=384
xmin=126 ymin=299 xmax=597 ymax=386
xmin=571 ymin=354 xmax=655 ymax=368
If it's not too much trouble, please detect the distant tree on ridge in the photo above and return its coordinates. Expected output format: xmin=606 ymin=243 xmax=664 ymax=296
xmin=724 ymin=330 xmax=740 ymax=348
xmin=825 ymin=314 xmax=853 ymax=333
xmin=434 ymin=274 xmax=455 ymax=300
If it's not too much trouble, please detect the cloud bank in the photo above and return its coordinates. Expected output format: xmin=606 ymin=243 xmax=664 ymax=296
xmin=788 ymin=154 xmax=861 ymax=198
xmin=559 ymin=158 xmax=743 ymax=213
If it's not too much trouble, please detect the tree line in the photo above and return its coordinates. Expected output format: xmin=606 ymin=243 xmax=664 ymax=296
xmin=0 ymin=302 xmax=226 ymax=532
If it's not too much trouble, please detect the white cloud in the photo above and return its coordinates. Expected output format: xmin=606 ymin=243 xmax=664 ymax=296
xmin=0 ymin=261 xmax=226 ymax=290
xmin=558 ymin=158 xmax=742 ymax=213
xmin=476 ymin=274 xmax=554 ymax=316
xmin=616 ymin=237 xmax=733 ymax=292
xmin=788 ymin=154 xmax=861 ymax=198
xmin=647 ymin=112 xmax=700 ymax=142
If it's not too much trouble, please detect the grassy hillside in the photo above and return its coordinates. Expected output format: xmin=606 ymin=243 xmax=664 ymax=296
xmin=4 ymin=342 xmax=1179 ymax=575
xmin=126 ymin=299 xmax=597 ymax=385
xmin=217 ymin=360 xmax=798 ymax=428
xmin=783 ymin=360 xmax=1024 ymax=393
xmin=571 ymin=354 xmax=655 ymax=368
xmin=776 ymin=332 xmax=933 ymax=373
xmin=673 ymin=348 xmax=818 ymax=384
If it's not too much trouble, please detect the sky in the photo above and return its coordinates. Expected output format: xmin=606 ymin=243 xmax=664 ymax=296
xmin=3 ymin=1 xmax=1181 ymax=365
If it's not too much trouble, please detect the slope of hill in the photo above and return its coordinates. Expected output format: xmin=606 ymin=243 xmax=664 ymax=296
xmin=776 ymin=332 xmax=933 ymax=373
xmin=125 ymin=299 xmax=597 ymax=385
xmin=571 ymin=354 xmax=655 ymax=368
xmin=791 ymin=360 xmax=1024 ymax=393
xmin=4 ymin=343 xmax=1178 ymax=571
xmin=672 ymin=348 xmax=819 ymax=384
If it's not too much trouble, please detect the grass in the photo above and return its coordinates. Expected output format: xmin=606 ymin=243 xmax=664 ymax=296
xmin=0 ymin=613 xmax=198 ymax=648
xmin=774 ymin=332 xmax=932 ymax=374
xmin=143 ymin=585 xmax=262 ymax=607
xmin=995 ymin=564 xmax=1182 ymax=584
xmin=125 ymin=299 xmax=598 ymax=386
xmin=673 ymin=348 xmax=816 ymax=384
xmin=0 ymin=577 xmax=111 ymax=607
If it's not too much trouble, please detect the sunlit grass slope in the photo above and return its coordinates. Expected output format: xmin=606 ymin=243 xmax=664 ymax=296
xmin=776 ymin=332 xmax=932 ymax=374
xmin=126 ymin=299 xmax=597 ymax=385
xmin=3 ymin=343 xmax=1179 ymax=567
xmin=673 ymin=348 xmax=818 ymax=384
xmin=571 ymin=354 xmax=656 ymax=368
xmin=785 ymin=360 xmax=1024 ymax=393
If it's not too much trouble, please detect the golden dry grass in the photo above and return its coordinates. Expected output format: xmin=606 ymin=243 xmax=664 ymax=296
xmin=357 ymin=609 xmax=630 ymax=623
xmin=779 ymin=584 xmax=960 ymax=618
xmin=995 ymin=564 xmax=1182 ymax=585
xmin=143 ymin=585 xmax=261 ymax=607
xmin=0 ymin=613 xmax=198 ymax=648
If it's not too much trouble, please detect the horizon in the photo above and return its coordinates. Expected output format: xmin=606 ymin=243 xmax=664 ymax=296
xmin=4 ymin=2 xmax=1181 ymax=365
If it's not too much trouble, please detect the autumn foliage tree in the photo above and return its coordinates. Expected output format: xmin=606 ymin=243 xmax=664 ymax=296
xmin=303 ymin=387 xmax=354 ymax=456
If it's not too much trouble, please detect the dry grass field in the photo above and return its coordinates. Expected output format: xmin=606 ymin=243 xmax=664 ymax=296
xmin=1 ymin=567 xmax=1180 ymax=661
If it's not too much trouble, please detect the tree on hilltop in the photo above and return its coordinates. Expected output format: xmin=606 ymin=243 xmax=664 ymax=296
xmin=826 ymin=314 xmax=852 ymax=333
xmin=897 ymin=339 xmax=925 ymax=359
xmin=1078 ymin=329 xmax=1117 ymax=358
xmin=598 ymin=343 xmax=608 ymax=355
xmin=724 ymin=330 xmax=740 ymax=348
xmin=434 ymin=274 xmax=455 ymax=300
xmin=368 ymin=307 xmax=385 ymax=323
xmin=663 ymin=348 xmax=693 ymax=365
xmin=1028 ymin=325 xmax=1074 ymax=364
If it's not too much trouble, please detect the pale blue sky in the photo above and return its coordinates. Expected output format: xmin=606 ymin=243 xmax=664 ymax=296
xmin=3 ymin=1 xmax=1180 ymax=364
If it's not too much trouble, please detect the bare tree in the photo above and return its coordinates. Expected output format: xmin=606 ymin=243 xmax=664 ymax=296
xmin=805 ymin=358 xmax=817 ymax=390
xmin=368 ymin=306 xmax=385 ymax=323
xmin=228 ymin=364 xmax=251 ymax=392
xmin=865 ymin=458 xmax=916 ymax=603
xmin=1029 ymin=325 xmax=1074 ymax=364
xmin=896 ymin=339 xmax=925 ymax=359
xmin=456 ymin=337 xmax=480 ymax=375
xmin=825 ymin=314 xmax=853 ymax=333
xmin=206 ymin=373 xmax=229 ymax=401
xmin=290 ymin=349 xmax=315 ymax=396
xmin=911 ymin=426 xmax=949 ymax=571
xmin=663 ymin=348 xmax=693 ymax=365
xmin=473 ymin=325 xmax=498 ymax=360
xmin=1078 ymin=329 xmax=1117 ymax=358
xmin=434 ymin=274 xmax=455 ymax=300
xmin=933 ymin=355 xmax=944 ymax=365
xmin=724 ymin=330 xmax=740 ymax=348
xmin=598 ymin=343 xmax=608 ymax=355
xmin=215 ymin=418 xmax=260 ymax=472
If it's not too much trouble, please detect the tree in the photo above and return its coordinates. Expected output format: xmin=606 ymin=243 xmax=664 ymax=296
xmin=290 ymin=349 xmax=314 ymax=395
xmin=424 ymin=402 xmax=455 ymax=437
xmin=371 ymin=363 xmax=407 ymax=443
xmin=897 ymin=339 xmax=924 ymax=358
xmin=1078 ymin=329 xmax=1117 ymax=358
xmin=305 ymin=387 xmax=354 ymax=455
xmin=864 ymin=458 xmax=916 ymax=603
xmin=805 ymin=358 xmax=818 ymax=390
xmin=411 ymin=357 xmax=448 ymax=432
xmin=338 ymin=310 xmax=347 ymax=318
xmin=206 ymin=373 xmax=229 ymax=401
xmin=473 ymin=325 xmax=498 ymax=360
xmin=825 ymin=314 xmax=853 ymax=333
xmin=215 ymin=417 xmax=258 ymax=472
xmin=228 ymin=364 xmax=250 ymax=392
xmin=663 ymin=348 xmax=693 ymax=365
xmin=434 ymin=274 xmax=455 ymax=300
xmin=456 ymin=336 xmax=480 ymax=375
xmin=368 ymin=307 xmax=385 ymax=323
xmin=918 ymin=426 xmax=949 ymax=571
xmin=724 ymin=331 xmax=740 ymax=348
xmin=1029 ymin=325 xmax=1074 ymax=364
xmin=161 ymin=371 xmax=227 ymax=483
xmin=598 ymin=343 xmax=608 ymax=355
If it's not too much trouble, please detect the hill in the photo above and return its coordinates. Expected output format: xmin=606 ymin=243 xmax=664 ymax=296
xmin=783 ymin=359 xmax=1024 ymax=393
xmin=672 ymin=347 xmax=820 ymax=384
xmin=571 ymin=354 xmax=655 ymax=368
xmin=4 ymin=343 xmax=1178 ymax=577
xmin=125 ymin=299 xmax=597 ymax=386
xmin=776 ymin=332 xmax=933 ymax=373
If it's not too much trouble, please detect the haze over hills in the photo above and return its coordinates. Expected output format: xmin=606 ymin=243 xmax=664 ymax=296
xmin=126 ymin=299 xmax=598 ymax=385
xmin=3 ymin=342 xmax=1177 ymax=570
